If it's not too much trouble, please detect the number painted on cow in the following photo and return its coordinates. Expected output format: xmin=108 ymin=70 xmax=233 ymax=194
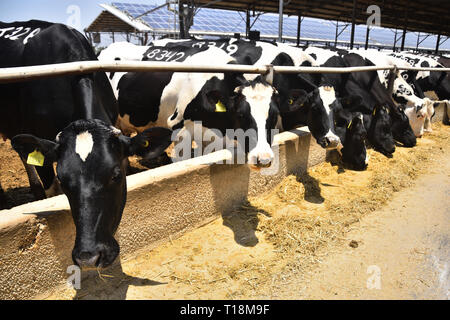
xmin=0 ymin=26 xmax=41 ymax=44
xmin=146 ymin=48 xmax=185 ymax=62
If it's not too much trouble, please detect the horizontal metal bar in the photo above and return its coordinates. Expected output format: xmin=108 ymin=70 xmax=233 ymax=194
xmin=0 ymin=60 xmax=448 ymax=84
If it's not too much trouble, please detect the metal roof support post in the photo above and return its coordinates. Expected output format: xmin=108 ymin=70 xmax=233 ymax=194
xmin=335 ymin=21 xmax=339 ymax=47
xmin=278 ymin=0 xmax=283 ymax=42
xmin=416 ymin=32 xmax=420 ymax=52
xmin=350 ymin=0 xmax=356 ymax=49
xmin=401 ymin=10 xmax=408 ymax=51
xmin=435 ymin=33 xmax=441 ymax=54
xmin=401 ymin=28 xmax=406 ymax=51
xmin=246 ymin=8 xmax=250 ymax=38
xmin=296 ymin=10 xmax=302 ymax=47
xmin=393 ymin=29 xmax=398 ymax=51
xmin=365 ymin=25 xmax=370 ymax=50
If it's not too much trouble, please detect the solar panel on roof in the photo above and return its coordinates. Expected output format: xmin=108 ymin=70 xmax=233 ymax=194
xmin=109 ymin=2 xmax=449 ymax=49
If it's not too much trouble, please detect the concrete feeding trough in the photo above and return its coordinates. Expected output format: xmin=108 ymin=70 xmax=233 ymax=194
xmin=0 ymin=126 xmax=327 ymax=299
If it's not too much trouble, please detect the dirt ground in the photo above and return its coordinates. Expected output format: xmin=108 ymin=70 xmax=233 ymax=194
xmin=36 ymin=123 xmax=449 ymax=300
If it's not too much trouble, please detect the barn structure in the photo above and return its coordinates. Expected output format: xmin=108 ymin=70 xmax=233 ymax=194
xmin=85 ymin=0 xmax=450 ymax=54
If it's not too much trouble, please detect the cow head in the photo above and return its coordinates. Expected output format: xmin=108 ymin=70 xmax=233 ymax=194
xmin=227 ymin=76 xmax=280 ymax=169
xmin=11 ymin=120 xmax=172 ymax=269
xmin=404 ymin=105 xmax=427 ymax=138
xmin=342 ymin=113 xmax=368 ymax=171
xmin=368 ymin=105 xmax=395 ymax=157
xmin=389 ymin=105 xmax=417 ymax=147
xmin=279 ymin=86 xmax=342 ymax=149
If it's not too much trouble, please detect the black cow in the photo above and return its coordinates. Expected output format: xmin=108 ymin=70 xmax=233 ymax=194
xmin=341 ymin=113 xmax=368 ymax=170
xmin=12 ymin=119 xmax=172 ymax=268
xmin=0 ymin=20 xmax=118 ymax=206
xmin=1 ymin=21 xmax=173 ymax=269
xmin=339 ymin=52 xmax=416 ymax=149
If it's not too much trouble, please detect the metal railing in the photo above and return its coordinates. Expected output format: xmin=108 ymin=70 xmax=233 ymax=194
xmin=0 ymin=60 xmax=449 ymax=84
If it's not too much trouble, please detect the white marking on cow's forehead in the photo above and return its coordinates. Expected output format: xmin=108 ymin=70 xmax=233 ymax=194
xmin=75 ymin=131 xmax=94 ymax=162
xmin=318 ymin=86 xmax=336 ymax=113
xmin=241 ymin=83 xmax=274 ymax=155
xmin=241 ymin=82 xmax=274 ymax=101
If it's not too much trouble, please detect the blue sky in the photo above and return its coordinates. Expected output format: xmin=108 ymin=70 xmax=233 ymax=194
xmin=0 ymin=0 xmax=164 ymax=32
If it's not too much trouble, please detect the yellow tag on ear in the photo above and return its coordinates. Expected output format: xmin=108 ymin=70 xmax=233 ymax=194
xmin=347 ymin=120 xmax=353 ymax=129
xmin=372 ymin=108 xmax=377 ymax=116
xmin=27 ymin=150 xmax=45 ymax=167
xmin=215 ymin=100 xmax=226 ymax=112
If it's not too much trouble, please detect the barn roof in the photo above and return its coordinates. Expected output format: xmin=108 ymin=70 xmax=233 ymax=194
xmin=85 ymin=2 xmax=450 ymax=51
xmin=194 ymin=0 xmax=450 ymax=37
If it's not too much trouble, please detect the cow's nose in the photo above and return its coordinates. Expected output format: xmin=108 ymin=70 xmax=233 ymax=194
xmin=325 ymin=136 xmax=340 ymax=149
xmin=256 ymin=153 xmax=272 ymax=168
xmin=75 ymin=251 xmax=100 ymax=269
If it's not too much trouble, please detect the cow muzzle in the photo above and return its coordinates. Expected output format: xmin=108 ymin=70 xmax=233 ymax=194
xmin=248 ymin=150 xmax=274 ymax=170
xmin=72 ymin=238 xmax=119 ymax=269
xmin=74 ymin=251 xmax=101 ymax=269
xmin=320 ymin=134 xmax=341 ymax=149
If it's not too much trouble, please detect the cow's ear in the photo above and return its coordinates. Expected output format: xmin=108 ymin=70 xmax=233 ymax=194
xmin=203 ymin=90 xmax=226 ymax=112
xmin=122 ymin=127 xmax=173 ymax=160
xmin=204 ymin=89 xmax=230 ymax=113
xmin=11 ymin=134 xmax=58 ymax=167
xmin=280 ymin=89 xmax=308 ymax=113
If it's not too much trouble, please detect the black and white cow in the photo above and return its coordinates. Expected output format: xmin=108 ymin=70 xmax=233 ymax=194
xmin=12 ymin=119 xmax=172 ymax=268
xmin=339 ymin=112 xmax=368 ymax=170
xmin=117 ymin=44 xmax=279 ymax=168
xmin=389 ymin=51 xmax=450 ymax=129
xmin=342 ymin=52 xmax=416 ymax=151
xmin=103 ymin=38 xmax=343 ymax=151
xmin=240 ymin=41 xmax=343 ymax=149
xmin=0 ymin=20 xmax=117 ymax=204
xmin=147 ymin=38 xmax=344 ymax=149
xmin=303 ymin=47 xmax=416 ymax=158
xmin=353 ymin=49 xmax=434 ymax=137
xmin=1 ymin=21 xmax=173 ymax=268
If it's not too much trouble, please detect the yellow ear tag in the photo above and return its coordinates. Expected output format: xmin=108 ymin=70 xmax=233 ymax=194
xmin=27 ymin=150 xmax=45 ymax=167
xmin=215 ymin=100 xmax=226 ymax=112
xmin=142 ymin=140 xmax=149 ymax=148
xmin=288 ymin=99 xmax=294 ymax=105
xmin=347 ymin=120 xmax=353 ymax=129
xmin=372 ymin=108 xmax=377 ymax=116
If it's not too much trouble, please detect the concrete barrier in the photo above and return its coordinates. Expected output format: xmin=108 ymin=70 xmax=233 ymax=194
xmin=0 ymin=126 xmax=326 ymax=299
